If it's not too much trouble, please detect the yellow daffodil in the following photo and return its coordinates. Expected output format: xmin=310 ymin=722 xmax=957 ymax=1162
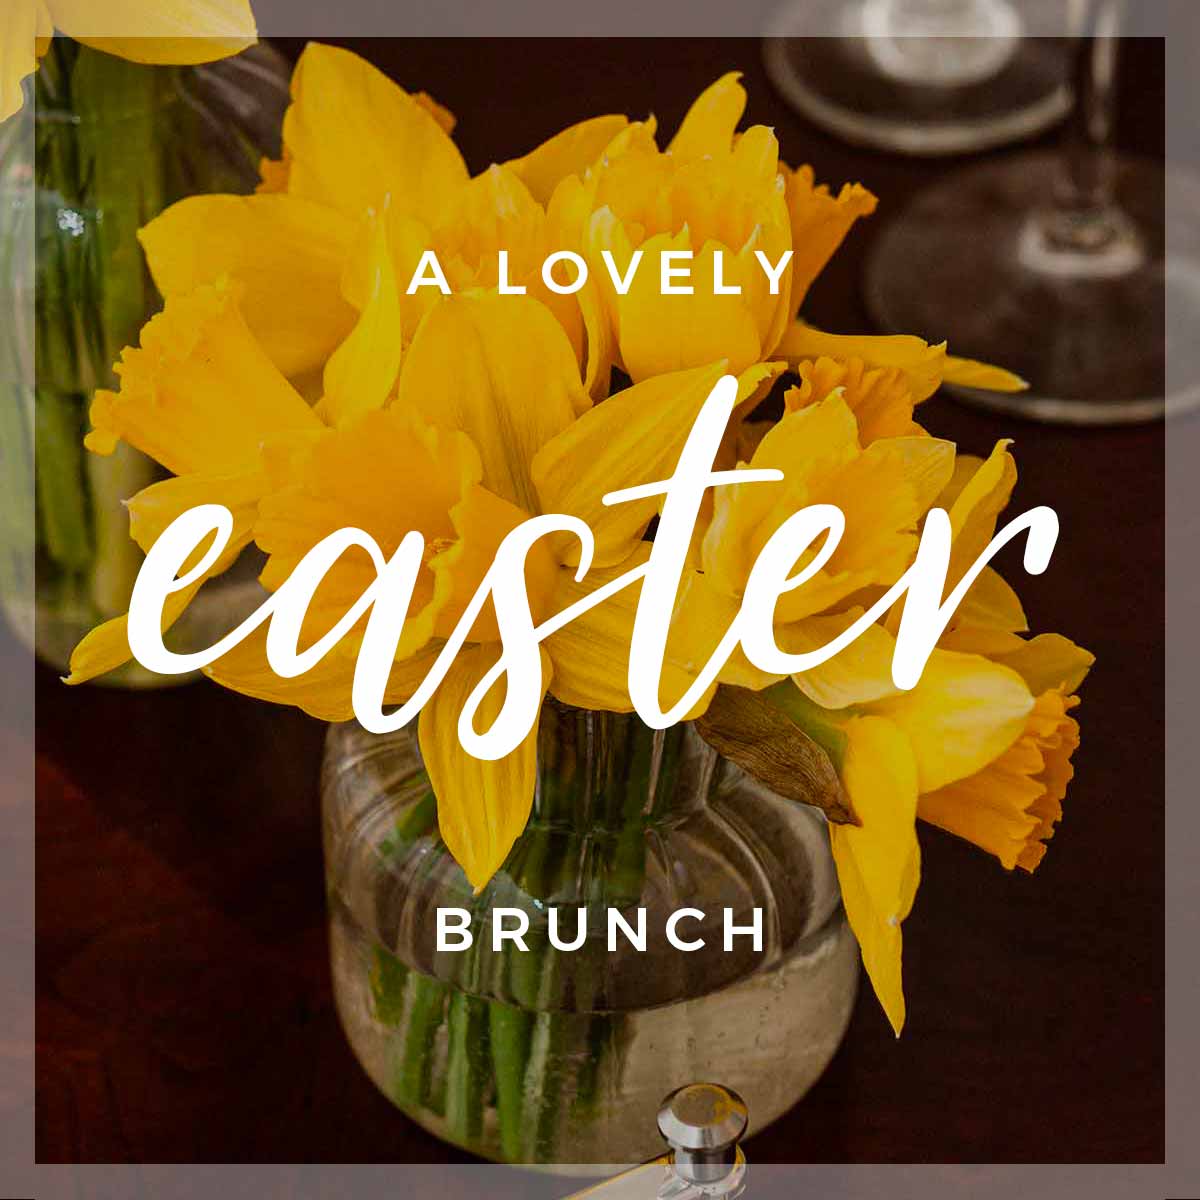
xmin=137 ymin=41 xmax=624 ymax=386
xmin=779 ymin=323 xmax=1028 ymax=407
xmin=65 ymin=277 xmax=321 ymax=684
xmin=768 ymin=439 xmax=1092 ymax=1034
xmin=672 ymin=393 xmax=955 ymax=684
xmin=562 ymin=72 xmax=873 ymax=385
xmin=2 ymin=0 xmax=257 ymax=121
xmin=916 ymin=445 xmax=1095 ymax=873
xmin=650 ymin=389 xmax=961 ymax=766
xmin=778 ymin=617 xmax=1033 ymax=1034
xmin=784 ymin=614 xmax=1091 ymax=1032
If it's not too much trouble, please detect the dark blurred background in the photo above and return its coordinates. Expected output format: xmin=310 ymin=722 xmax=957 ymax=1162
xmin=35 ymin=38 xmax=1164 ymax=1165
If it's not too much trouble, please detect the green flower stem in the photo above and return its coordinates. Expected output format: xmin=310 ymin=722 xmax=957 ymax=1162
xmin=68 ymin=50 xmax=169 ymax=365
xmin=522 ymin=1005 xmax=572 ymax=1160
xmin=488 ymin=999 xmax=535 ymax=1161
xmin=439 ymin=893 xmax=494 ymax=1142
xmin=85 ymin=444 xmax=151 ymax=617
xmin=393 ymin=968 xmax=448 ymax=1110
xmin=369 ymin=946 xmax=410 ymax=1028
xmin=372 ymin=790 xmax=450 ymax=1112
xmin=33 ymin=388 xmax=91 ymax=569
xmin=444 ymin=992 xmax=490 ymax=1145
xmin=71 ymin=51 xmax=169 ymax=616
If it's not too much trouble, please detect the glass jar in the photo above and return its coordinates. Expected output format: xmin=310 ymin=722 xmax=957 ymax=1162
xmin=322 ymin=702 xmax=859 ymax=1166
xmin=0 ymin=40 xmax=290 ymax=683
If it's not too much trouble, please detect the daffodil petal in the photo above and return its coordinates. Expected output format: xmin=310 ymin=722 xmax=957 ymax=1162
xmin=205 ymin=629 xmax=359 ymax=721
xmin=793 ymin=613 xmax=1037 ymax=793
xmin=950 ymin=565 xmax=1028 ymax=636
xmin=870 ymin=648 xmax=1034 ymax=792
xmin=942 ymin=354 xmax=1027 ymax=393
xmin=549 ymin=175 xmax=613 ymax=398
xmin=319 ymin=220 xmax=403 ymax=427
xmin=204 ymin=628 xmax=442 ymax=721
xmin=784 ymin=168 xmax=877 ymax=317
xmin=829 ymin=715 xmax=920 ymax=1036
xmin=419 ymin=643 xmax=552 ymax=893
xmin=668 ymin=570 xmax=778 ymax=697
xmin=428 ymin=164 xmax=587 ymax=370
xmin=436 ymin=483 xmax=553 ymax=643
xmin=789 ymin=612 xmax=903 ymax=709
xmin=946 ymin=440 xmax=1017 ymax=589
xmin=124 ymin=467 xmax=262 ymax=556
xmin=990 ymin=632 xmax=1095 ymax=696
xmin=668 ymin=72 xmax=746 ymax=160
xmin=701 ymin=394 xmax=856 ymax=599
xmin=65 ymin=586 xmax=196 ymax=687
xmin=533 ymin=360 xmax=779 ymax=567
xmin=506 ymin=114 xmax=629 ymax=205
xmin=138 ymin=194 xmax=358 ymax=379
xmin=860 ymin=435 xmax=955 ymax=515
xmin=394 ymin=293 xmax=586 ymax=514
xmin=617 ymin=231 xmax=763 ymax=382
xmin=65 ymin=470 xmax=260 ymax=685
xmin=339 ymin=208 xmax=440 ymax=347
xmin=542 ymin=557 xmax=645 ymax=713
xmin=413 ymin=90 xmax=455 ymax=134
xmin=542 ymin=547 xmax=719 ymax=715
xmin=54 ymin=0 xmax=256 ymax=63
xmin=933 ymin=455 xmax=976 ymax=512
xmin=282 ymin=42 xmax=468 ymax=224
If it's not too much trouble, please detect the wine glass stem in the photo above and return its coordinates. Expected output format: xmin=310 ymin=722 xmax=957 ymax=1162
xmin=1045 ymin=0 xmax=1131 ymax=253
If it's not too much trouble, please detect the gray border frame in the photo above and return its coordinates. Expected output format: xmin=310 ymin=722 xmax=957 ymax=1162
xmin=5 ymin=2 xmax=1190 ymax=1195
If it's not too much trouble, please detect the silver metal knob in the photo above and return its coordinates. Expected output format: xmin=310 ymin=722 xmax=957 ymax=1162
xmin=657 ymin=1083 xmax=748 ymax=1191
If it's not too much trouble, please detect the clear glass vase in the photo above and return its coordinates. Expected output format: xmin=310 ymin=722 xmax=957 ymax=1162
xmin=0 ymin=40 xmax=290 ymax=683
xmin=322 ymin=702 xmax=859 ymax=1167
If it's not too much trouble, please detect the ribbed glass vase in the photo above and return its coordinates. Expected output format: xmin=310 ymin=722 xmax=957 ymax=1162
xmin=322 ymin=701 xmax=858 ymax=1166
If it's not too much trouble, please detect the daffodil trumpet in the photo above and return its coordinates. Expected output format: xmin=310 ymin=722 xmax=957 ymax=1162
xmin=405 ymin=245 xmax=796 ymax=299
xmin=117 ymin=375 xmax=1059 ymax=768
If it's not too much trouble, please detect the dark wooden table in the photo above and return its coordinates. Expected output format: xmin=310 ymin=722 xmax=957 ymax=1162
xmin=35 ymin=38 xmax=1165 ymax=1165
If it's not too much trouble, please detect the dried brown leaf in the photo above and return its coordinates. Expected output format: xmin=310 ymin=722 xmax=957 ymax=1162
xmin=695 ymin=685 xmax=857 ymax=825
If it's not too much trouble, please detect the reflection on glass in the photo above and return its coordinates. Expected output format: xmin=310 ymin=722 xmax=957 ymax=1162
xmin=764 ymin=0 xmax=1073 ymax=156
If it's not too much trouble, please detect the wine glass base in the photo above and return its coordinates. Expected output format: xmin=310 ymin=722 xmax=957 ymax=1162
xmin=763 ymin=0 xmax=1072 ymax=157
xmin=864 ymin=152 xmax=1200 ymax=425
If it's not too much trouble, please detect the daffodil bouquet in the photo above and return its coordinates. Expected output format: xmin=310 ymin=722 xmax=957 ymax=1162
xmin=63 ymin=42 xmax=1092 ymax=1154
